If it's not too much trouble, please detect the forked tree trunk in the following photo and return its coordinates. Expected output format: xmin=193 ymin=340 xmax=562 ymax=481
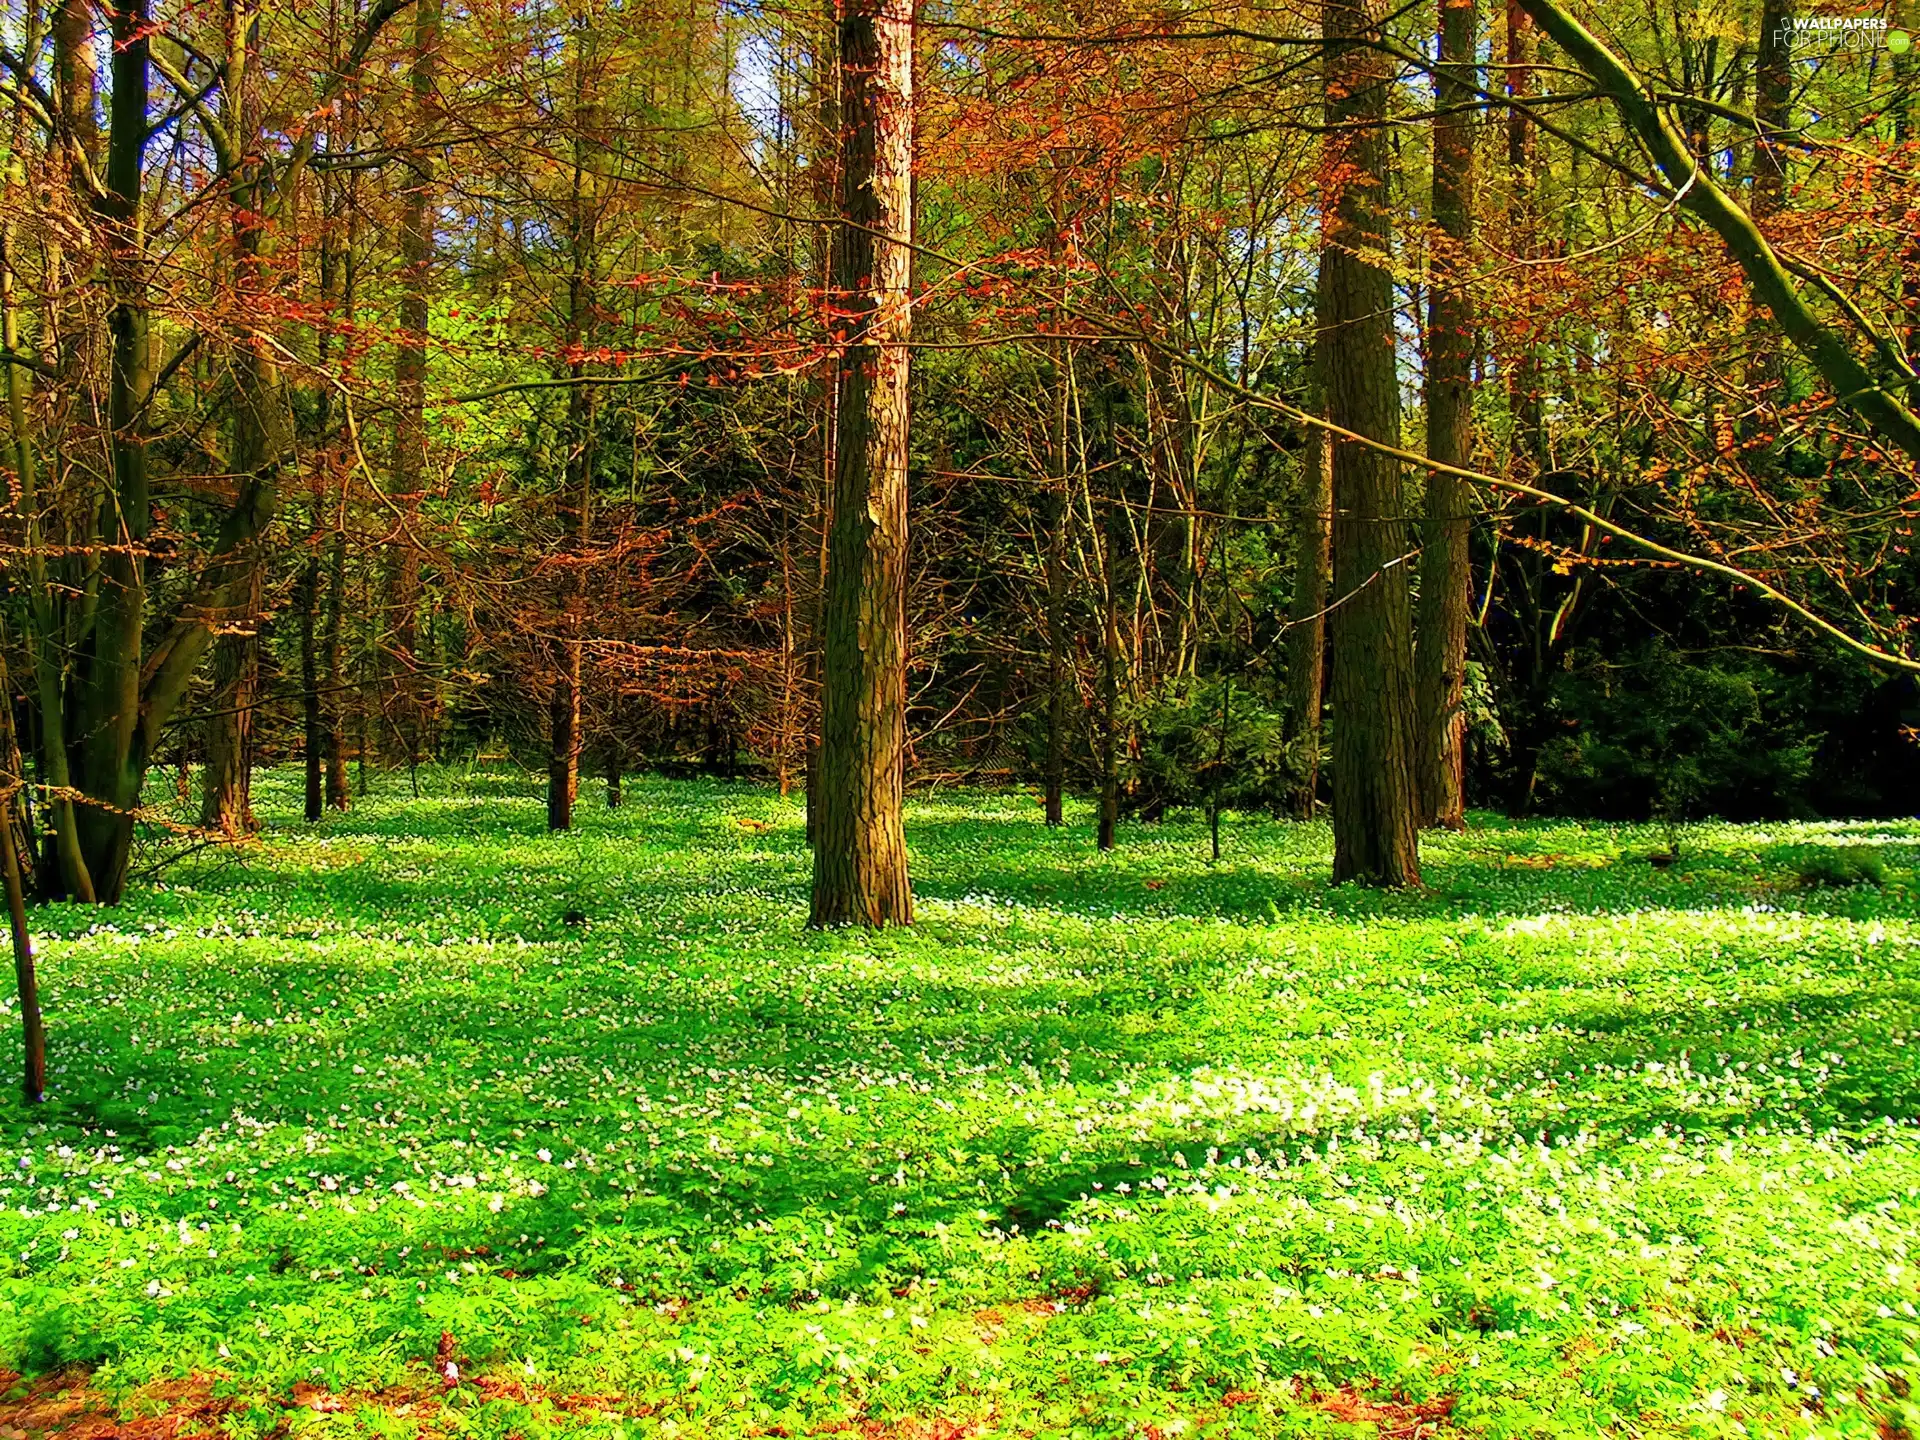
xmin=809 ymin=0 xmax=914 ymax=928
xmin=1323 ymin=0 xmax=1420 ymax=886
xmin=1412 ymin=0 xmax=1478 ymax=830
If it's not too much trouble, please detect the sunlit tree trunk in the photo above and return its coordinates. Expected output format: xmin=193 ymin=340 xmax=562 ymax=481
xmin=1323 ymin=0 xmax=1420 ymax=886
xmin=809 ymin=0 xmax=915 ymax=928
xmin=1413 ymin=0 xmax=1478 ymax=830
xmin=388 ymin=0 xmax=441 ymax=775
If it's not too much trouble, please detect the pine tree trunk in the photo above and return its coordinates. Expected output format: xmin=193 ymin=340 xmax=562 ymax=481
xmin=1413 ymin=0 xmax=1478 ymax=831
xmin=1323 ymin=0 xmax=1420 ymax=886
xmin=809 ymin=0 xmax=915 ymax=928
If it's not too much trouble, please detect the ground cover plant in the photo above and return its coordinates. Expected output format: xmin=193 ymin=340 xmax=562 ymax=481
xmin=1 ymin=770 xmax=1918 ymax=1438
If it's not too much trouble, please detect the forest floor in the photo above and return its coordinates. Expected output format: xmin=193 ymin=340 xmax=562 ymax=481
xmin=0 ymin=771 xmax=1916 ymax=1438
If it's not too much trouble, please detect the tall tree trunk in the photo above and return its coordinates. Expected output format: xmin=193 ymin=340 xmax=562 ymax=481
xmin=1746 ymin=0 xmax=1791 ymax=399
xmin=804 ymin=8 xmax=839 ymax=847
xmin=549 ymin=30 xmax=601 ymax=833
xmin=388 ymin=0 xmax=440 ymax=775
xmin=1413 ymin=0 xmax=1479 ymax=830
xmin=1 ymin=212 xmax=92 ymax=900
xmin=1505 ymin=0 xmax=1543 ymax=471
xmin=809 ymin=0 xmax=915 ymax=928
xmin=1323 ymin=0 xmax=1421 ymax=886
xmin=67 ymin=0 xmax=156 ymax=902
xmin=1097 ymin=497 xmax=1121 ymax=853
xmin=1283 ymin=414 xmax=1332 ymax=819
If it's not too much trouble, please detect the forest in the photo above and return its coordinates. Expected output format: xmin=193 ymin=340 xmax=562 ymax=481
xmin=0 ymin=0 xmax=1917 ymax=1430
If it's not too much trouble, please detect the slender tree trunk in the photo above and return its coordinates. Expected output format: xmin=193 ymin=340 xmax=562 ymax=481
xmin=1284 ymin=414 xmax=1332 ymax=818
xmin=804 ymin=9 xmax=839 ymax=847
xmin=1043 ymin=337 xmax=1072 ymax=827
xmin=1097 ymin=471 xmax=1121 ymax=852
xmin=548 ymin=647 xmax=580 ymax=829
xmin=1505 ymin=0 xmax=1543 ymax=471
xmin=324 ymin=528 xmax=351 ymax=808
xmin=1745 ymin=0 xmax=1791 ymax=401
xmin=301 ymin=532 xmax=324 ymax=822
xmin=0 ymin=686 xmax=43 ymax=1103
xmin=809 ymin=0 xmax=915 ymax=928
xmin=1413 ymin=0 xmax=1479 ymax=830
xmin=1 ymin=220 xmax=91 ymax=900
xmin=1323 ymin=0 xmax=1421 ymax=886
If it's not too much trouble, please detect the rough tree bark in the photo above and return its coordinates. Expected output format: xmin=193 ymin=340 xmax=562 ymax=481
xmin=1412 ymin=0 xmax=1478 ymax=830
xmin=387 ymin=0 xmax=441 ymax=775
xmin=809 ymin=0 xmax=915 ymax=928
xmin=1323 ymin=0 xmax=1421 ymax=886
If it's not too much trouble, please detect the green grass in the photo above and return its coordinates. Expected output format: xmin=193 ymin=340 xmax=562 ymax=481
xmin=3 ymin=770 xmax=1920 ymax=1438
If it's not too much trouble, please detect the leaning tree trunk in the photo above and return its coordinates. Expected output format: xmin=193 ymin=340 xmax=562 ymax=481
xmin=809 ymin=0 xmax=915 ymax=928
xmin=1323 ymin=0 xmax=1421 ymax=886
xmin=1412 ymin=0 xmax=1478 ymax=830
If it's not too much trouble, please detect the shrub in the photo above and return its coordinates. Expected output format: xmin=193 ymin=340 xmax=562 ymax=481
xmin=1793 ymin=845 xmax=1886 ymax=889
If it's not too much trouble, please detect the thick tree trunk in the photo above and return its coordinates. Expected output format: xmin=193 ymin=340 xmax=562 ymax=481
xmin=1323 ymin=0 xmax=1421 ymax=886
xmin=809 ymin=0 xmax=914 ymax=928
xmin=1283 ymin=416 xmax=1331 ymax=818
xmin=201 ymin=618 xmax=259 ymax=836
xmin=1413 ymin=0 xmax=1478 ymax=831
xmin=68 ymin=0 xmax=157 ymax=903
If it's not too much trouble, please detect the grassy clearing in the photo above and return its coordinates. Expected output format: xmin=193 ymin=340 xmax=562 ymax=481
xmin=1 ymin=771 xmax=1918 ymax=1438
